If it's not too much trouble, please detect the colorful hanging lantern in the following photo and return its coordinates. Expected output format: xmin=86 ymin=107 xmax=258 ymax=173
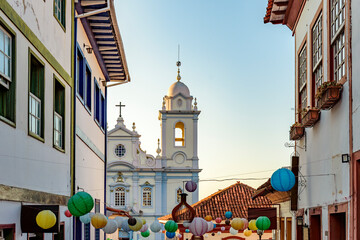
xmin=166 ymin=231 xmax=176 ymax=238
xmin=165 ymin=220 xmax=178 ymax=232
xmin=207 ymin=221 xmax=214 ymax=232
xmin=128 ymin=218 xmax=137 ymax=226
xmin=80 ymin=213 xmax=92 ymax=224
xmin=231 ymin=218 xmax=244 ymax=230
xmin=183 ymin=221 xmax=191 ymax=228
xmin=141 ymin=230 xmax=150 ymax=238
xmin=91 ymin=213 xmax=108 ymax=229
xmin=114 ymin=216 xmax=124 ymax=229
xmin=121 ymin=219 xmax=131 ymax=232
xmin=215 ymin=217 xmax=222 ymax=224
xmin=220 ymin=227 xmax=225 ymax=231
xmin=185 ymin=181 xmax=197 ymax=192
xmin=256 ymin=216 xmax=271 ymax=230
xmin=204 ymin=215 xmax=212 ymax=221
xmin=204 ymin=234 xmax=209 ymax=238
xmin=248 ymin=220 xmax=258 ymax=231
xmin=217 ymin=231 xmax=221 ymax=235
xmin=225 ymin=211 xmax=232 ymax=219
xmin=67 ymin=192 xmax=94 ymax=217
xmin=243 ymin=229 xmax=252 ymax=237
xmin=64 ymin=210 xmax=72 ymax=218
xmin=150 ymin=221 xmax=162 ymax=232
xmin=36 ymin=210 xmax=57 ymax=229
xmin=225 ymin=219 xmax=230 ymax=225
xmin=185 ymin=229 xmax=190 ymax=233
xmin=241 ymin=218 xmax=248 ymax=229
xmin=142 ymin=219 xmax=147 ymax=224
xmin=129 ymin=217 xmax=143 ymax=231
xmin=229 ymin=227 xmax=238 ymax=235
xmin=189 ymin=217 xmax=208 ymax=236
xmin=271 ymin=168 xmax=296 ymax=192
xmin=102 ymin=220 xmax=119 ymax=234
xmin=140 ymin=223 xmax=149 ymax=233
xmin=178 ymin=233 xmax=182 ymax=238
xmin=211 ymin=233 xmax=215 ymax=236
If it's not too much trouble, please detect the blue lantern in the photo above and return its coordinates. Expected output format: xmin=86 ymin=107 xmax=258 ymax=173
xmin=166 ymin=232 xmax=176 ymax=238
xmin=271 ymin=168 xmax=296 ymax=192
xmin=225 ymin=211 xmax=232 ymax=219
xmin=185 ymin=229 xmax=190 ymax=233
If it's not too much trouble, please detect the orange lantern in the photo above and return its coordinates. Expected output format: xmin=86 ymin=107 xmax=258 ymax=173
xmin=231 ymin=218 xmax=244 ymax=230
xmin=243 ymin=229 xmax=252 ymax=237
xmin=91 ymin=213 xmax=107 ymax=229
xmin=204 ymin=215 xmax=212 ymax=222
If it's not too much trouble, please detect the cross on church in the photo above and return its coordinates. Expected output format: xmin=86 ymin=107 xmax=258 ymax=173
xmin=115 ymin=102 xmax=125 ymax=117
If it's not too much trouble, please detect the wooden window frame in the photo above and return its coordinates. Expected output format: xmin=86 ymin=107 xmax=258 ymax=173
xmin=0 ymin=224 xmax=15 ymax=240
xmin=94 ymin=78 xmax=105 ymax=132
xmin=328 ymin=0 xmax=347 ymax=84
xmin=53 ymin=0 xmax=66 ymax=31
xmin=28 ymin=49 xmax=45 ymax=142
xmin=53 ymin=76 xmax=65 ymax=152
xmin=84 ymin=63 xmax=91 ymax=113
xmin=76 ymin=46 xmax=84 ymax=101
xmin=297 ymin=35 xmax=307 ymax=122
xmin=310 ymin=3 xmax=323 ymax=107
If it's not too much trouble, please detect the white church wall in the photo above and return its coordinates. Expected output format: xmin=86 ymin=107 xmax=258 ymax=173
xmin=6 ymin=0 xmax=72 ymax=74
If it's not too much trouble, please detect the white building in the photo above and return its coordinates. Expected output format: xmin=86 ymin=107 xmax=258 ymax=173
xmin=264 ymin=0 xmax=355 ymax=239
xmin=0 ymin=0 xmax=73 ymax=239
xmin=106 ymin=65 xmax=201 ymax=240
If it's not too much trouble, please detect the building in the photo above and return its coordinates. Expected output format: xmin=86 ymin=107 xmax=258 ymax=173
xmin=74 ymin=0 xmax=130 ymax=239
xmin=264 ymin=0 xmax=355 ymax=239
xmin=106 ymin=65 xmax=201 ymax=240
xmin=159 ymin=182 xmax=274 ymax=240
xmin=0 ymin=0 xmax=129 ymax=239
xmin=0 ymin=0 xmax=74 ymax=238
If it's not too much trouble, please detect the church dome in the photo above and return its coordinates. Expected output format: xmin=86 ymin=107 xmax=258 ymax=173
xmin=167 ymin=81 xmax=190 ymax=97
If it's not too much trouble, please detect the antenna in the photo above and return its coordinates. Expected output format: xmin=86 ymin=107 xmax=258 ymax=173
xmin=176 ymin=44 xmax=181 ymax=81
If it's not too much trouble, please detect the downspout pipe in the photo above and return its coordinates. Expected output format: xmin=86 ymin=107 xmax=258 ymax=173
xmin=103 ymin=84 xmax=108 ymax=240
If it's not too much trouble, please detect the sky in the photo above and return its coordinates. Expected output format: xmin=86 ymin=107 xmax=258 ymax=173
xmin=109 ymin=0 xmax=296 ymax=199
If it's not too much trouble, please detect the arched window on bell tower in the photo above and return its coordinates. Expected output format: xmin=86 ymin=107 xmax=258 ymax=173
xmin=175 ymin=122 xmax=185 ymax=146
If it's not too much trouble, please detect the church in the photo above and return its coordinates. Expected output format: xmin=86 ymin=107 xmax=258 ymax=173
xmin=106 ymin=63 xmax=201 ymax=240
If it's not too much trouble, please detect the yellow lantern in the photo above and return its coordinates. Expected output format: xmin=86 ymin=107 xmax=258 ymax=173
xmin=91 ymin=213 xmax=108 ymax=229
xmin=142 ymin=219 xmax=147 ymax=225
xmin=36 ymin=210 xmax=57 ymax=229
xmin=231 ymin=218 xmax=244 ymax=231
xmin=204 ymin=215 xmax=212 ymax=221
xmin=129 ymin=217 xmax=143 ymax=231
xmin=243 ymin=229 xmax=252 ymax=237
xmin=248 ymin=220 xmax=258 ymax=231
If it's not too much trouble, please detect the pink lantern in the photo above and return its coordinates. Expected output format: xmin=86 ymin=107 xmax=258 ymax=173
xmin=189 ymin=217 xmax=208 ymax=236
xmin=140 ymin=223 xmax=149 ymax=233
xmin=241 ymin=218 xmax=248 ymax=230
xmin=215 ymin=218 xmax=222 ymax=224
xmin=64 ymin=210 xmax=72 ymax=218
xmin=185 ymin=181 xmax=197 ymax=192
xmin=207 ymin=222 xmax=214 ymax=232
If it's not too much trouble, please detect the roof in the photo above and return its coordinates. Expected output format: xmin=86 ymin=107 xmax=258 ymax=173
xmin=76 ymin=0 xmax=130 ymax=82
xmin=168 ymin=81 xmax=190 ymax=98
xmin=252 ymin=179 xmax=290 ymax=204
xmin=158 ymin=182 xmax=272 ymax=221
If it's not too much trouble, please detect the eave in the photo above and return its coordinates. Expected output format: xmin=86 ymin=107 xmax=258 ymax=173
xmin=76 ymin=0 xmax=130 ymax=83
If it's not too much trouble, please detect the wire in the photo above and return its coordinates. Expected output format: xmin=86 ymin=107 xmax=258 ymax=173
xmin=210 ymin=169 xmax=279 ymax=179
xmin=200 ymin=178 xmax=269 ymax=182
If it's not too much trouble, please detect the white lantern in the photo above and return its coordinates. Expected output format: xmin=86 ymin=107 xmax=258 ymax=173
xmin=102 ymin=220 xmax=119 ymax=234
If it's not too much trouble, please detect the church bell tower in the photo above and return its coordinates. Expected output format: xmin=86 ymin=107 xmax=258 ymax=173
xmin=158 ymin=60 xmax=200 ymax=171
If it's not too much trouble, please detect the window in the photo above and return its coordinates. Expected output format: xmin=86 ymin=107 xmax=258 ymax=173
xmin=177 ymin=188 xmax=183 ymax=203
xmin=0 ymin=224 xmax=15 ymax=240
xmin=53 ymin=222 xmax=65 ymax=240
xmin=115 ymin=144 xmax=126 ymax=157
xmin=94 ymin=79 xmax=105 ymax=130
xmin=142 ymin=187 xmax=152 ymax=207
xmin=29 ymin=54 xmax=44 ymax=138
xmin=28 ymin=233 xmax=44 ymax=240
xmin=312 ymin=15 xmax=323 ymax=91
xmin=114 ymin=187 xmax=126 ymax=207
xmin=76 ymin=49 xmax=84 ymax=99
xmin=85 ymin=65 xmax=91 ymax=110
xmin=330 ymin=0 xmax=346 ymax=82
xmin=54 ymin=79 xmax=65 ymax=150
xmin=298 ymin=45 xmax=307 ymax=113
xmin=0 ymin=25 xmax=15 ymax=123
xmin=54 ymin=0 xmax=65 ymax=28
xmin=175 ymin=122 xmax=185 ymax=146
xmin=84 ymin=223 xmax=90 ymax=240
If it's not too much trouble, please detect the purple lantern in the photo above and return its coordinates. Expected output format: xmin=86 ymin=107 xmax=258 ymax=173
xmin=189 ymin=217 xmax=208 ymax=236
xmin=185 ymin=181 xmax=197 ymax=192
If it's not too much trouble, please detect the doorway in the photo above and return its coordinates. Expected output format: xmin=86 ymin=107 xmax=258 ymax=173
xmin=329 ymin=213 xmax=346 ymax=240
xmin=310 ymin=214 xmax=321 ymax=240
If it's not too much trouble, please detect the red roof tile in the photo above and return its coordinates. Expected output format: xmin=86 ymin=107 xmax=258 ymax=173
xmin=159 ymin=182 xmax=272 ymax=221
xmin=264 ymin=0 xmax=274 ymax=23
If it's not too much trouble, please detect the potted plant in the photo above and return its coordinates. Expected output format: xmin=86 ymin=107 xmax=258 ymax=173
xmin=316 ymin=81 xmax=342 ymax=109
xmin=289 ymin=123 xmax=305 ymax=140
xmin=300 ymin=107 xmax=320 ymax=127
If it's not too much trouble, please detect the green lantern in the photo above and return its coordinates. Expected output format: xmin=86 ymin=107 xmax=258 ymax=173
xmin=67 ymin=192 xmax=94 ymax=217
xmin=141 ymin=230 xmax=150 ymax=238
xmin=255 ymin=216 xmax=271 ymax=230
xmin=165 ymin=220 xmax=178 ymax=232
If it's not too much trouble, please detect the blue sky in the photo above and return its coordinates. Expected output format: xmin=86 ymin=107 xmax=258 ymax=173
xmin=109 ymin=0 xmax=296 ymax=199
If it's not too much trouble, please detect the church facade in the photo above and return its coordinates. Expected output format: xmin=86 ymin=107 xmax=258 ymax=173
xmin=106 ymin=70 xmax=201 ymax=240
